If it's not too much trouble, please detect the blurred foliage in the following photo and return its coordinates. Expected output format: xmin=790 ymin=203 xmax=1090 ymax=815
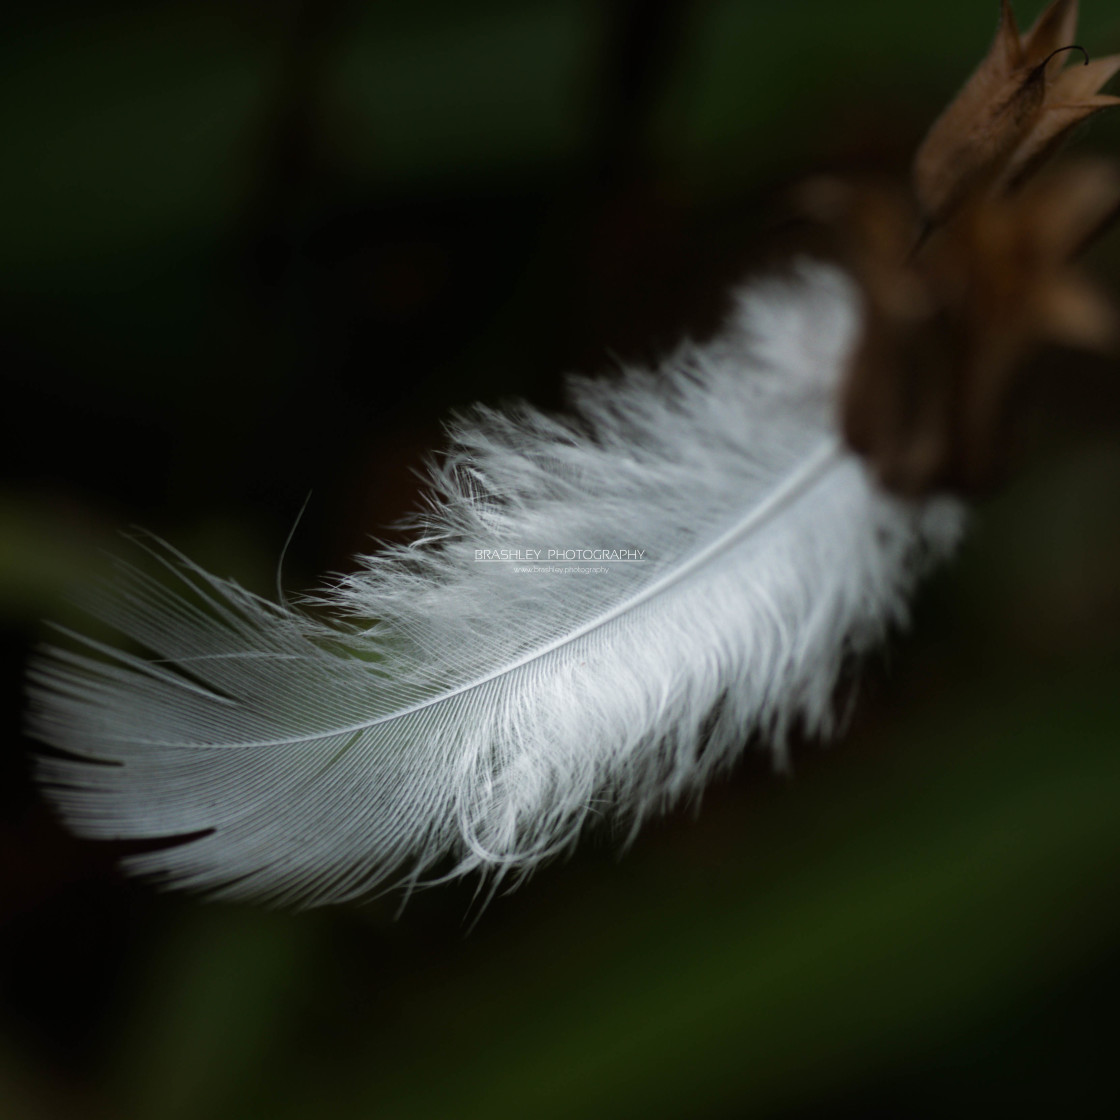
xmin=3 ymin=1 xmax=1120 ymax=1117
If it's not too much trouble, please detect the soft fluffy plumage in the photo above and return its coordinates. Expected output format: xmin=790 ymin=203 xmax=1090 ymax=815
xmin=27 ymin=262 xmax=963 ymax=906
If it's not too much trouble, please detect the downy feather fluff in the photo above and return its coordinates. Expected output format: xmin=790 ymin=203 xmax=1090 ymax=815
xmin=28 ymin=262 xmax=963 ymax=906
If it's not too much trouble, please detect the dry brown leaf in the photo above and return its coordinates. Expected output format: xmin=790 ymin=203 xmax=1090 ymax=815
xmin=1000 ymin=52 xmax=1120 ymax=188
xmin=913 ymin=0 xmax=1118 ymax=224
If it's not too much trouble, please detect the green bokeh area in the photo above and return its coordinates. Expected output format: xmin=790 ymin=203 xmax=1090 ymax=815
xmin=4 ymin=2 xmax=1120 ymax=1117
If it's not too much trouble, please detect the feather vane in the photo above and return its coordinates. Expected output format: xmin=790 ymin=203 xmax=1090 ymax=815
xmin=27 ymin=263 xmax=963 ymax=905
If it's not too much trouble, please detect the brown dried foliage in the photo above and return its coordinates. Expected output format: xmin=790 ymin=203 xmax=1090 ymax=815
xmin=914 ymin=0 xmax=1120 ymax=222
xmin=824 ymin=0 xmax=1120 ymax=496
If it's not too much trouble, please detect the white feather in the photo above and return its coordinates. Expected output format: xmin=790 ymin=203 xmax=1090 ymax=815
xmin=27 ymin=261 xmax=963 ymax=906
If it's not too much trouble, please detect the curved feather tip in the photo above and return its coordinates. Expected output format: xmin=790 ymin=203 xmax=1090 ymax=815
xmin=26 ymin=263 xmax=963 ymax=907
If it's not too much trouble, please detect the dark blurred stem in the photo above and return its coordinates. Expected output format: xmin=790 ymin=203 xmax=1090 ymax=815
xmin=590 ymin=0 xmax=695 ymax=192
xmin=243 ymin=0 xmax=357 ymax=293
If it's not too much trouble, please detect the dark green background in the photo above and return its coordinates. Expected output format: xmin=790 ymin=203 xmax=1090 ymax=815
xmin=3 ymin=2 xmax=1120 ymax=1116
